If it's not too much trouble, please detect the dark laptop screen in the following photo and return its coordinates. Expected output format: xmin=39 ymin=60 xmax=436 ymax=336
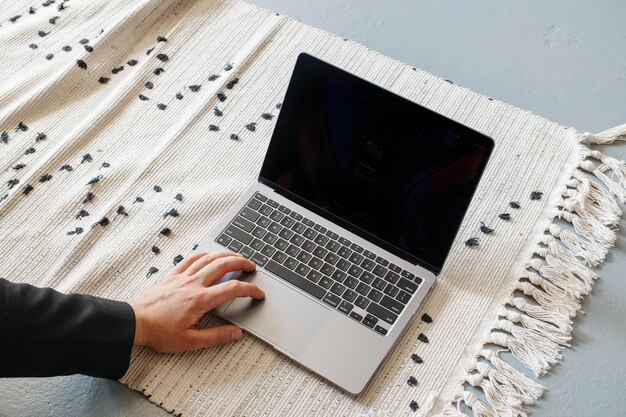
xmin=260 ymin=54 xmax=493 ymax=274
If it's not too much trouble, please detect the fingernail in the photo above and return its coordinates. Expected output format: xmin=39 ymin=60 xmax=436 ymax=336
xmin=232 ymin=328 xmax=242 ymax=340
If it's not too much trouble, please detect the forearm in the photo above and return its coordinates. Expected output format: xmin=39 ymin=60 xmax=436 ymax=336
xmin=0 ymin=278 xmax=135 ymax=379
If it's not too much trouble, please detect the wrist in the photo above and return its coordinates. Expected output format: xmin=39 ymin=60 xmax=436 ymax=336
xmin=130 ymin=302 xmax=146 ymax=347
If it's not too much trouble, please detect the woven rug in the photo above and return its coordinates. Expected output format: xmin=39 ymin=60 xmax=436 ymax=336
xmin=1 ymin=0 xmax=625 ymax=415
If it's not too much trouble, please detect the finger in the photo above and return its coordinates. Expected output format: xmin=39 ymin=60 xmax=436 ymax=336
xmin=196 ymin=256 xmax=256 ymax=287
xmin=186 ymin=251 xmax=241 ymax=276
xmin=184 ymin=325 xmax=243 ymax=350
xmin=201 ymin=281 xmax=265 ymax=310
xmin=170 ymin=251 xmax=208 ymax=275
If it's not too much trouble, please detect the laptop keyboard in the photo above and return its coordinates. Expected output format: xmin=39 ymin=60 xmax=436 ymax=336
xmin=215 ymin=192 xmax=423 ymax=336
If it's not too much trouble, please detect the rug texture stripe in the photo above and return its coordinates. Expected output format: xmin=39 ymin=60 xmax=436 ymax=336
xmin=1 ymin=0 xmax=625 ymax=416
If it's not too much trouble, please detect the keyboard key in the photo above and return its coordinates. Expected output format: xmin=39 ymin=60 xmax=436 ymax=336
xmin=344 ymin=276 xmax=359 ymax=289
xmin=374 ymin=325 xmax=388 ymax=336
xmin=280 ymin=216 xmax=295 ymax=228
xmin=350 ymin=243 xmax=363 ymax=253
xmin=414 ymin=276 xmax=423 ymax=285
xmin=338 ymin=237 xmax=351 ymax=247
xmin=224 ymin=225 xmax=253 ymax=244
xmin=308 ymin=257 xmax=323 ymax=270
xmin=240 ymin=246 xmax=253 ymax=259
xmin=228 ymin=240 xmax=243 ymax=252
xmin=325 ymin=230 xmax=339 ymax=240
xmin=260 ymin=245 xmax=275 ymax=257
xmin=257 ymin=216 xmax=271 ymax=228
xmin=284 ymin=258 xmax=298 ymax=270
xmin=302 ymin=240 xmax=316 ymax=252
xmin=372 ymin=278 xmax=386 ymax=291
xmin=331 ymin=270 xmax=347 ymax=283
xmin=267 ymin=199 xmax=279 ymax=208
xmin=292 ymin=222 xmax=306 ymax=234
xmin=337 ymin=246 xmax=352 ymax=259
xmin=355 ymin=295 xmax=369 ymax=309
xmin=367 ymin=303 xmax=398 ymax=325
xmin=324 ymin=252 xmax=339 ymax=265
xmin=401 ymin=270 xmax=416 ymax=280
xmin=255 ymin=193 xmax=267 ymax=202
xmin=275 ymin=239 xmax=288 ymax=251
xmin=397 ymin=277 xmax=418 ymax=294
xmin=240 ymin=208 xmax=260 ymax=222
xmin=296 ymin=263 xmax=311 ymax=277
xmin=247 ymin=198 xmax=262 ymax=210
xmin=396 ymin=290 xmax=411 ymax=304
xmin=375 ymin=256 xmax=389 ymax=267
xmin=372 ymin=264 xmax=386 ymax=278
xmin=389 ymin=263 xmax=402 ymax=273
xmin=367 ymin=288 xmax=383 ymax=302
xmin=342 ymin=289 xmax=358 ymax=302
xmin=355 ymin=282 xmax=370 ymax=296
xmin=296 ymin=251 xmax=312 ymax=263
xmin=348 ymin=265 xmax=363 ymax=278
xmin=381 ymin=295 xmax=404 ymax=315
xmin=384 ymin=271 xmax=400 ymax=285
xmin=336 ymin=259 xmax=350 ymax=272
xmin=262 ymin=232 xmax=278 ymax=245
xmin=323 ymin=292 xmax=341 ymax=308
xmin=279 ymin=228 xmax=294 ymax=240
xmin=314 ymin=234 xmax=329 ymax=246
xmin=307 ymin=270 xmax=322 ymax=283
xmin=325 ymin=240 xmax=340 ymax=252
xmin=330 ymin=282 xmax=346 ymax=296
xmin=272 ymin=251 xmax=287 ymax=264
xmin=362 ymin=318 xmax=376 ymax=328
xmin=384 ymin=283 xmax=399 ymax=298
xmin=269 ymin=210 xmax=284 ymax=221
xmin=313 ymin=246 xmax=327 ymax=259
xmin=319 ymin=276 xmax=333 ymax=289
xmin=217 ymin=234 xmax=232 ymax=247
xmin=268 ymin=222 xmax=281 ymax=234
xmin=278 ymin=205 xmax=291 ymax=215
xmin=251 ymin=252 xmax=268 ymax=266
xmin=259 ymin=204 xmax=272 ymax=216
xmin=361 ymin=259 xmax=375 ymax=271
xmin=265 ymin=260 xmax=326 ymax=299
xmin=233 ymin=216 xmax=255 ymax=233
xmin=286 ymin=244 xmax=300 ymax=257
xmin=338 ymin=300 xmax=353 ymax=314
xmin=350 ymin=311 xmax=363 ymax=321
xmin=252 ymin=226 xmax=266 ymax=238
xmin=289 ymin=211 xmax=303 ymax=221
xmin=320 ymin=263 xmax=335 ymax=276
xmin=363 ymin=250 xmax=376 ymax=260
xmin=290 ymin=234 xmax=305 ymax=246
xmin=303 ymin=228 xmax=317 ymax=240
xmin=302 ymin=218 xmax=315 ymax=227
xmin=313 ymin=224 xmax=327 ymax=233
xmin=250 ymin=238 xmax=264 ymax=251
xmin=360 ymin=271 xmax=375 ymax=284
xmin=349 ymin=253 xmax=364 ymax=265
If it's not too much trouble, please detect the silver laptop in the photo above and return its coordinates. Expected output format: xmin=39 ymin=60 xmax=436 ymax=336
xmin=197 ymin=53 xmax=494 ymax=394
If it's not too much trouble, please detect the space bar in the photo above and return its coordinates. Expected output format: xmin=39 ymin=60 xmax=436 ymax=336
xmin=264 ymin=261 xmax=326 ymax=299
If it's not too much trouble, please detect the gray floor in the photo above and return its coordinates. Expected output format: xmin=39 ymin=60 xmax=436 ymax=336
xmin=1 ymin=1 xmax=625 ymax=416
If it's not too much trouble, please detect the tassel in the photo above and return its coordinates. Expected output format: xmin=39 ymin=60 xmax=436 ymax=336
xmin=487 ymin=328 xmax=559 ymax=377
xmin=498 ymin=307 xmax=572 ymax=345
xmin=548 ymin=224 xmax=606 ymax=267
xmin=527 ymin=258 xmax=589 ymax=299
xmin=561 ymin=190 xmax=620 ymax=227
xmin=579 ymin=160 xmax=626 ymax=202
xmin=480 ymin=349 xmax=544 ymax=404
xmin=508 ymin=297 xmax=573 ymax=332
xmin=466 ymin=366 xmax=525 ymax=417
xmin=459 ymin=391 xmax=495 ymax=417
xmin=557 ymin=209 xmax=617 ymax=248
xmin=532 ymin=246 xmax=593 ymax=296
xmin=516 ymin=282 xmax=579 ymax=318
xmin=579 ymin=123 xmax=626 ymax=144
xmin=494 ymin=319 xmax=564 ymax=366
xmin=573 ymin=172 xmax=622 ymax=224
xmin=580 ymin=145 xmax=626 ymax=199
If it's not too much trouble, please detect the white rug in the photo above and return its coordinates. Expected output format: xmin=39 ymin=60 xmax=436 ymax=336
xmin=1 ymin=0 xmax=625 ymax=415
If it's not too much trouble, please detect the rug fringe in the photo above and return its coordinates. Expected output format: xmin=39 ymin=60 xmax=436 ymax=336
xmin=439 ymin=124 xmax=625 ymax=417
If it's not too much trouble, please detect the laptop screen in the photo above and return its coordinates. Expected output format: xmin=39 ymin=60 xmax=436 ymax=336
xmin=260 ymin=53 xmax=493 ymax=275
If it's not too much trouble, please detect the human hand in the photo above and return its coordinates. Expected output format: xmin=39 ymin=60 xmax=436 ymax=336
xmin=130 ymin=251 xmax=264 ymax=353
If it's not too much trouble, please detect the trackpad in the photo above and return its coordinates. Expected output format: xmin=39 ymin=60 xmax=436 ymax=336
xmin=224 ymin=271 xmax=329 ymax=356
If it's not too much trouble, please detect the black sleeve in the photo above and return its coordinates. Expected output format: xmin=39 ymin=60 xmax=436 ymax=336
xmin=0 ymin=277 xmax=135 ymax=379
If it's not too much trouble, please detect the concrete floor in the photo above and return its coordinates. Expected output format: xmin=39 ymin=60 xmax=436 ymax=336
xmin=1 ymin=1 xmax=625 ymax=416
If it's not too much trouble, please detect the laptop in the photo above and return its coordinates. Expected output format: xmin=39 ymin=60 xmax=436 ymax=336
xmin=196 ymin=53 xmax=494 ymax=394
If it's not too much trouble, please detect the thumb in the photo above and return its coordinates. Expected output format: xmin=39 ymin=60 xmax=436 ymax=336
xmin=185 ymin=325 xmax=243 ymax=349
